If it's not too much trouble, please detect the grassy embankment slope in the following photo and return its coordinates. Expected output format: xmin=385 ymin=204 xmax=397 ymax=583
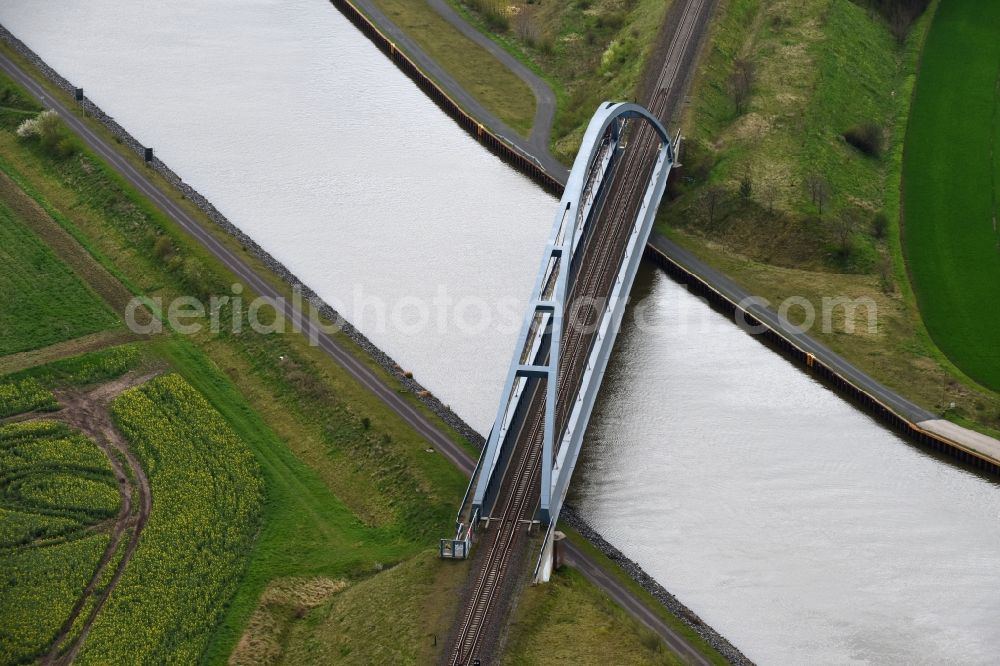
xmin=367 ymin=0 xmax=670 ymax=161
xmin=447 ymin=0 xmax=672 ymax=161
xmin=503 ymin=526 xmax=730 ymax=666
xmin=360 ymin=0 xmax=537 ymax=136
xmin=659 ymin=0 xmax=1000 ymax=437
xmin=0 ymin=51 xmax=707 ymax=663
xmin=901 ymin=0 xmax=1000 ymax=391
xmin=0 ymin=84 xmax=119 ymax=354
xmin=504 ymin=569 xmax=683 ymax=666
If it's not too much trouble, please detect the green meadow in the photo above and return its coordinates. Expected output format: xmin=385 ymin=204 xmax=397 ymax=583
xmin=902 ymin=0 xmax=1000 ymax=390
xmin=0 ymin=201 xmax=118 ymax=355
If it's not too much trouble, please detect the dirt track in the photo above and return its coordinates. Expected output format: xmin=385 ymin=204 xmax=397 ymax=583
xmin=25 ymin=369 xmax=161 ymax=664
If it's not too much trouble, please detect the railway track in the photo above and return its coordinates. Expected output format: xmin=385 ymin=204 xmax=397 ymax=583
xmin=448 ymin=397 xmax=544 ymax=664
xmin=447 ymin=1 xmax=709 ymax=663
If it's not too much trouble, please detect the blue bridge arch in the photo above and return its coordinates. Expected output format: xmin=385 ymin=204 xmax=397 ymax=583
xmin=444 ymin=102 xmax=676 ymax=579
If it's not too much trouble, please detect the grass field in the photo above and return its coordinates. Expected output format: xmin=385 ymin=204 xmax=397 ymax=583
xmin=0 ymin=198 xmax=119 ymax=356
xmin=901 ymin=0 xmax=1000 ymax=391
xmin=643 ymin=0 xmax=1000 ymax=434
xmin=366 ymin=0 xmax=536 ymax=136
xmin=503 ymin=567 xmax=683 ymax=666
xmin=0 ymin=420 xmax=118 ymax=663
xmin=0 ymin=73 xmax=38 ymax=130
xmin=275 ymin=549 xmax=469 ymax=664
xmin=661 ymin=0 xmax=913 ymax=272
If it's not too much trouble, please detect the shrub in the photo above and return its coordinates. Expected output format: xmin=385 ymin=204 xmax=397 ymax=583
xmin=469 ymin=0 xmax=509 ymax=31
xmin=871 ymin=212 xmax=889 ymax=239
xmin=832 ymin=207 xmax=863 ymax=262
xmin=53 ymin=136 xmax=77 ymax=159
xmin=738 ymin=169 xmax=753 ymax=202
xmin=513 ymin=6 xmax=546 ymax=48
xmin=843 ymin=122 xmax=884 ymax=157
xmin=858 ymin=0 xmax=931 ymax=44
xmin=698 ymin=185 xmax=727 ymax=226
xmin=597 ymin=11 xmax=625 ymax=31
xmin=14 ymin=111 xmax=46 ymax=138
xmin=153 ymin=235 xmax=174 ymax=261
xmin=599 ymin=37 xmax=638 ymax=75
xmin=666 ymin=141 xmax=714 ymax=199
xmin=15 ymin=109 xmax=77 ymax=159
xmin=805 ymin=173 xmax=833 ymax=217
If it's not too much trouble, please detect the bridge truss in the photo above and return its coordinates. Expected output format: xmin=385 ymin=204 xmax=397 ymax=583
xmin=443 ymin=102 xmax=675 ymax=583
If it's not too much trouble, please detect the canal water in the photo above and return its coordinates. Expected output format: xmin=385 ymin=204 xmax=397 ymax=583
xmin=0 ymin=0 xmax=553 ymax=433
xmin=570 ymin=267 xmax=1000 ymax=664
xmin=4 ymin=1 xmax=999 ymax=663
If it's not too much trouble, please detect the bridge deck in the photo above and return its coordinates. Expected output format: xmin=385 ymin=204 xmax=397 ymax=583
xmin=445 ymin=101 xmax=673 ymax=666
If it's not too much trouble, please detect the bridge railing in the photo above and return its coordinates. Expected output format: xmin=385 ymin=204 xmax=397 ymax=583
xmin=545 ymin=137 xmax=673 ymax=532
xmin=456 ymin=103 xmax=673 ymax=557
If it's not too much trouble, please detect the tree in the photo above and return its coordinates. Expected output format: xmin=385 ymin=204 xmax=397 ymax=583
xmin=15 ymin=109 xmax=75 ymax=158
xmin=886 ymin=0 xmax=930 ymax=45
xmin=889 ymin=6 xmax=910 ymax=44
xmin=861 ymin=0 xmax=931 ymax=45
xmin=878 ymin=253 xmax=896 ymax=294
xmin=871 ymin=212 xmax=889 ymax=240
xmin=727 ymin=58 xmax=755 ymax=115
xmin=833 ymin=207 xmax=861 ymax=259
xmin=878 ymin=254 xmax=895 ymax=293
xmin=843 ymin=122 xmax=884 ymax=157
xmin=758 ymin=175 xmax=778 ymax=214
xmin=805 ymin=173 xmax=832 ymax=218
xmin=512 ymin=6 xmax=541 ymax=47
xmin=699 ymin=185 xmax=726 ymax=226
xmin=738 ymin=167 xmax=753 ymax=202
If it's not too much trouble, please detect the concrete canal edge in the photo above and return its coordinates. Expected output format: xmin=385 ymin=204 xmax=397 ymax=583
xmin=559 ymin=506 xmax=755 ymax=665
xmin=327 ymin=0 xmax=566 ymax=197
xmin=644 ymin=238 xmax=1000 ymax=478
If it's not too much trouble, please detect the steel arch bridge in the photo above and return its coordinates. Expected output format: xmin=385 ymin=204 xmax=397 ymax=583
xmin=443 ymin=101 xmax=676 ymax=579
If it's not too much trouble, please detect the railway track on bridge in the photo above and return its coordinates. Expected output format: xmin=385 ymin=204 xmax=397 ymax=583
xmin=446 ymin=3 xmax=709 ymax=665
xmin=448 ymin=134 xmax=651 ymax=664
